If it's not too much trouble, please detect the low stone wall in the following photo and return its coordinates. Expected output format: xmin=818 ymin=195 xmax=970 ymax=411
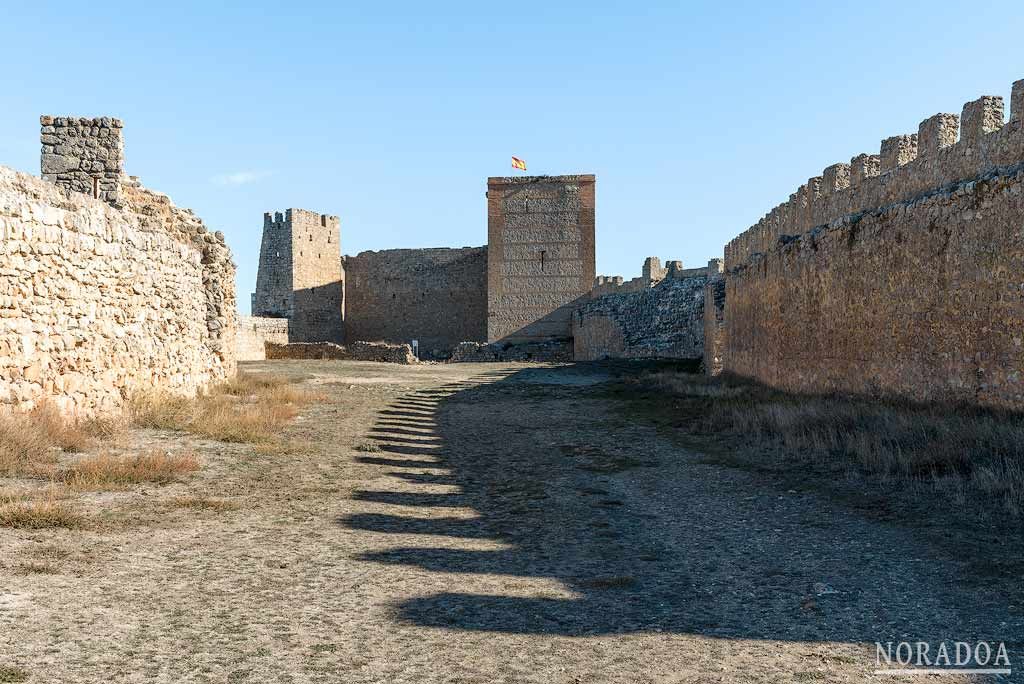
xmin=0 ymin=165 xmax=235 ymax=416
xmin=449 ymin=339 xmax=572 ymax=363
xmin=265 ymin=341 xmax=416 ymax=364
xmin=236 ymin=316 xmax=290 ymax=361
xmin=572 ymin=274 xmax=708 ymax=361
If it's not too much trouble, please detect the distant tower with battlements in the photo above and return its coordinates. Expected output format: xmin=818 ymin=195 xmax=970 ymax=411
xmin=252 ymin=208 xmax=344 ymax=343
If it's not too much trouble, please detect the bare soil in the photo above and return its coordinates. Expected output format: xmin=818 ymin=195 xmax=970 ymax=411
xmin=1 ymin=360 xmax=1020 ymax=683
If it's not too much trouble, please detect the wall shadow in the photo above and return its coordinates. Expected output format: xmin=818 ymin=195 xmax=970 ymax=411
xmin=337 ymin=365 xmax=1022 ymax=644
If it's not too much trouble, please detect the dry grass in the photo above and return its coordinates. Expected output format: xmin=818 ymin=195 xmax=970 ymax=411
xmin=0 ymin=492 xmax=84 ymax=529
xmin=636 ymin=371 xmax=1024 ymax=518
xmin=130 ymin=372 xmax=315 ymax=444
xmin=60 ymin=451 xmax=200 ymax=491
xmin=0 ymin=404 xmax=122 ymax=478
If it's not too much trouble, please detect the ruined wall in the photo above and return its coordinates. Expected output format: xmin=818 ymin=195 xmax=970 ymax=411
xmin=723 ymin=79 xmax=1024 ymax=409
xmin=703 ymin=261 xmax=726 ymax=376
xmin=486 ymin=175 xmax=596 ymax=343
xmin=265 ymin=341 xmax=416 ymax=364
xmin=236 ymin=316 xmax=290 ymax=362
xmin=573 ymin=263 xmax=709 ymax=362
xmin=343 ymin=247 xmax=487 ymax=354
xmin=40 ymin=116 xmax=124 ymax=206
xmin=252 ymin=208 xmax=343 ymax=343
xmin=0 ymin=162 xmax=235 ymax=416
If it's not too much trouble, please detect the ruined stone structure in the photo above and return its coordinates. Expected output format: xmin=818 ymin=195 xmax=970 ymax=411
xmin=719 ymin=79 xmax=1024 ymax=409
xmin=573 ymin=258 xmax=713 ymax=361
xmin=343 ymin=247 xmax=487 ymax=355
xmin=0 ymin=117 xmax=236 ymax=416
xmin=236 ymin=316 xmax=290 ymax=361
xmin=252 ymin=209 xmax=343 ymax=343
xmin=702 ymin=261 xmax=726 ymax=376
xmin=249 ymin=174 xmax=596 ymax=357
xmin=40 ymin=116 xmax=124 ymax=206
xmin=265 ymin=341 xmax=415 ymax=364
xmin=486 ymin=175 xmax=596 ymax=343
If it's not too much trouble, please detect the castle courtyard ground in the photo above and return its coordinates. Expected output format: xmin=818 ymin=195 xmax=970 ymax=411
xmin=1 ymin=360 xmax=1020 ymax=683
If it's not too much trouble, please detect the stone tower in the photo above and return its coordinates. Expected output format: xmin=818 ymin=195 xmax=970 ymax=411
xmin=486 ymin=174 xmax=596 ymax=342
xmin=252 ymin=208 xmax=344 ymax=343
xmin=40 ymin=115 xmax=125 ymax=206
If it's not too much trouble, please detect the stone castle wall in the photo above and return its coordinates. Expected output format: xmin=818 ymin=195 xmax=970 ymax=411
xmin=722 ymin=79 xmax=1024 ymax=409
xmin=252 ymin=209 xmax=343 ymax=343
xmin=343 ymin=247 xmax=487 ymax=355
xmin=0 ymin=157 xmax=235 ymax=415
xmin=486 ymin=175 xmax=596 ymax=343
xmin=40 ymin=116 xmax=124 ymax=206
xmin=265 ymin=340 xmax=415 ymax=364
xmin=236 ymin=316 xmax=290 ymax=361
xmin=573 ymin=259 xmax=710 ymax=362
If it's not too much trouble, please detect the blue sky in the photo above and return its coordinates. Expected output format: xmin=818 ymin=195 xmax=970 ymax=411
xmin=1 ymin=1 xmax=1022 ymax=314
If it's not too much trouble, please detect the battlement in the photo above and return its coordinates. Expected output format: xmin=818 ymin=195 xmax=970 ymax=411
xmin=263 ymin=208 xmax=340 ymax=230
xmin=724 ymin=77 xmax=1024 ymax=269
xmin=488 ymin=174 xmax=596 ymax=186
xmin=591 ymin=257 xmax=713 ymax=297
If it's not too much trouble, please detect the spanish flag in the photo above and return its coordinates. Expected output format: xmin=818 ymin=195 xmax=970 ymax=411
xmin=511 ymin=156 xmax=527 ymax=171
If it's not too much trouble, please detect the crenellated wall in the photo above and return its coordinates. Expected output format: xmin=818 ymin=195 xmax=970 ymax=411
xmin=573 ymin=258 xmax=713 ymax=361
xmin=721 ymin=79 xmax=1024 ymax=409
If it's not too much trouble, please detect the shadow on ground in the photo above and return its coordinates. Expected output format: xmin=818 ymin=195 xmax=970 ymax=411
xmin=338 ymin=364 xmax=1023 ymax=648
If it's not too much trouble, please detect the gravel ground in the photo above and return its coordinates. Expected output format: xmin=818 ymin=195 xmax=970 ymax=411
xmin=1 ymin=360 xmax=1020 ymax=683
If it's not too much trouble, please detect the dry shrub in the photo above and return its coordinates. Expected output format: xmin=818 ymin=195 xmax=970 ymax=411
xmin=0 ymin=492 xmax=84 ymax=529
xmin=130 ymin=372 xmax=314 ymax=444
xmin=61 ymin=451 xmax=200 ymax=491
xmin=638 ymin=371 xmax=1024 ymax=517
xmin=0 ymin=404 xmax=121 ymax=478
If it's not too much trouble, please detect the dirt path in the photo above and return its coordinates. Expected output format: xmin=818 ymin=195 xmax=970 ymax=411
xmin=1 ymin=361 xmax=1019 ymax=683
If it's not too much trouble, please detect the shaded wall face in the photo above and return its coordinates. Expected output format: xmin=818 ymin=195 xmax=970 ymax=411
xmin=344 ymin=247 xmax=487 ymax=353
xmin=573 ymin=275 xmax=708 ymax=362
xmin=486 ymin=175 xmax=596 ymax=343
xmin=725 ymin=168 xmax=1024 ymax=409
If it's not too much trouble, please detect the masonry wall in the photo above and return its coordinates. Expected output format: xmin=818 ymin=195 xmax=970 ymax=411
xmin=40 ymin=116 xmax=124 ymax=206
xmin=344 ymin=247 xmax=487 ymax=354
xmin=252 ymin=208 xmax=343 ymax=343
xmin=486 ymin=175 xmax=596 ymax=342
xmin=723 ymin=79 xmax=1024 ymax=409
xmin=236 ymin=316 xmax=290 ymax=361
xmin=573 ymin=269 xmax=709 ymax=361
xmin=0 ymin=164 xmax=235 ymax=416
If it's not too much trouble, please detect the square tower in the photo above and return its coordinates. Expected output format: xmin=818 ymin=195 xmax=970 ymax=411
xmin=40 ymin=116 xmax=125 ymax=206
xmin=252 ymin=209 xmax=344 ymax=343
xmin=486 ymin=174 xmax=596 ymax=342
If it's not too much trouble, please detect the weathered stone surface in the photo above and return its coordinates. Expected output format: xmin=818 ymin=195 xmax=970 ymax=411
xmin=39 ymin=115 xmax=125 ymax=206
xmin=0 ymin=160 xmax=235 ymax=416
xmin=265 ymin=341 xmax=415 ymax=364
xmin=343 ymin=247 xmax=487 ymax=355
xmin=252 ymin=209 xmax=343 ymax=343
xmin=720 ymin=78 xmax=1024 ymax=409
xmin=236 ymin=316 xmax=289 ymax=361
xmin=487 ymin=175 xmax=596 ymax=343
xmin=573 ymin=262 xmax=708 ymax=361
xmin=448 ymin=339 xmax=571 ymax=363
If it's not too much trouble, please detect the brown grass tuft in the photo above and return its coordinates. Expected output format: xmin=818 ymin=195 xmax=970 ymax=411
xmin=0 ymin=493 xmax=84 ymax=529
xmin=60 ymin=451 xmax=200 ymax=491
xmin=130 ymin=372 xmax=315 ymax=444
xmin=0 ymin=404 xmax=122 ymax=478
